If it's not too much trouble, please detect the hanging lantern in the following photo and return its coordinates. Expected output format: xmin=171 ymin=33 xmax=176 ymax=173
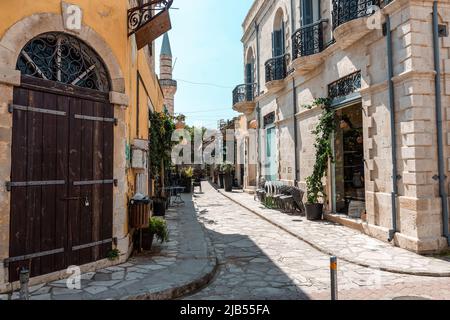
xmin=249 ymin=120 xmax=258 ymax=129
xmin=340 ymin=119 xmax=349 ymax=129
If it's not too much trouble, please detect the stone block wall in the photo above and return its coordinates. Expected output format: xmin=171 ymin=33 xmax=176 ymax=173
xmin=239 ymin=0 xmax=450 ymax=252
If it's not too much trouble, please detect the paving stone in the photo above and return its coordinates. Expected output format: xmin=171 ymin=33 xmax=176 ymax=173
xmin=111 ymin=271 xmax=125 ymax=280
xmin=31 ymin=286 xmax=51 ymax=296
xmin=93 ymin=273 xmax=112 ymax=281
xmin=52 ymin=288 xmax=82 ymax=296
xmin=29 ymin=283 xmax=46 ymax=293
xmin=89 ymin=280 xmax=120 ymax=287
xmin=80 ymin=272 xmax=96 ymax=280
xmin=30 ymin=294 xmax=51 ymax=300
xmin=84 ymin=286 xmax=108 ymax=295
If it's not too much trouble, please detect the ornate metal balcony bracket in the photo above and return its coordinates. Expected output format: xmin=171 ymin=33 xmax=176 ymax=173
xmin=128 ymin=0 xmax=173 ymax=49
xmin=328 ymin=70 xmax=361 ymax=100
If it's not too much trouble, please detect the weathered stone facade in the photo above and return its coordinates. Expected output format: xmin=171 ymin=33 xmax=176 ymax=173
xmin=234 ymin=0 xmax=450 ymax=253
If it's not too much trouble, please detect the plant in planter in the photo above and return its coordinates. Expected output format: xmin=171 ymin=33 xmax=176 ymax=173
xmin=304 ymin=97 xmax=336 ymax=221
xmin=221 ymin=162 xmax=234 ymax=192
xmin=149 ymin=111 xmax=178 ymax=216
xmin=106 ymin=249 xmax=120 ymax=261
xmin=141 ymin=217 xmax=169 ymax=251
xmin=217 ymin=164 xmax=225 ymax=189
xmin=181 ymin=167 xmax=193 ymax=193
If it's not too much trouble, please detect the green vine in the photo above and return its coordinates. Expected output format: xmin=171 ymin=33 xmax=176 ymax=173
xmin=106 ymin=249 xmax=120 ymax=261
xmin=304 ymin=97 xmax=336 ymax=204
xmin=149 ymin=111 xmax=178 ymax=196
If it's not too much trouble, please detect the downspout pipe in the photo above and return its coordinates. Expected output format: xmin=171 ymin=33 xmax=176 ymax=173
xmin=255 ymin=21 xmax=262 ymax=183
xmin=290 ymin=0 xmax=299 ymax=184
xmin=432 ymin=1 xmax=450 ymax=246
xmin=386 ymin=15 xmax=398 ymax=242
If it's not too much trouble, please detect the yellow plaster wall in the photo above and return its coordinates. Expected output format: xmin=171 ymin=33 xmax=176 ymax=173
xmin=0 ymin=0 xmax=165 ymax=200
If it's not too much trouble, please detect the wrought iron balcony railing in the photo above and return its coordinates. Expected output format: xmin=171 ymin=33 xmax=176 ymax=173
xmin=328 ymin=70 xmax=361 ymax=99
xmin=292 ymin=19 xmax=327 ymax=60
xmin=332 ymin=0 xmax=392 ymax=30
xmin=265 ymin=54 xmax=289 ymax=83
xmin=233 ymin=83 xmax=257 ymax=106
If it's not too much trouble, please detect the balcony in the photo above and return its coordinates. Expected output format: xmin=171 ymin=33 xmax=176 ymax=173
xmin=265 ymin=54 xmax=289 ymax=93
xmin=232 ymin=83 xmax=257 ymax=115
xmin=291 ymin=20 xmax=327 ymax=75
xmin=332 ymin=0 xmax=391 ymax=48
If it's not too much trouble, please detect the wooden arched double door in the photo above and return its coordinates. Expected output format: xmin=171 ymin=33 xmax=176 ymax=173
xmin=8 ymin=76 xmax=114 ymax=282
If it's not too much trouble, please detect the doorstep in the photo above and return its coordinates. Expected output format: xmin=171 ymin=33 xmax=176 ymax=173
xmin=323 ymin=213 xmax=364 ymax=233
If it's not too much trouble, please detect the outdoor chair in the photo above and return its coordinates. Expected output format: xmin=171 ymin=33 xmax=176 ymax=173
xmin=290 ymin=187 xmax=305 ymax=215
xmin=254 ymin=178 xmax=267 ymax=202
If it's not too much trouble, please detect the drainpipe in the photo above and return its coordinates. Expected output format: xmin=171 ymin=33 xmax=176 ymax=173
xmin=292 ymin=79 xmax=299 ymax=184
xmin=290 ymin=0 xmax=299 ymax=184
xmin=432 ymin=1 xmax=450 ymax=246
xmin=255 ymin=21 xmax=262 ymax=183
xmin=386 ymin=15 xmax=399 ymax=242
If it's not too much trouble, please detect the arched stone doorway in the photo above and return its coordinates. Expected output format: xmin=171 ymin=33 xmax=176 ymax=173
xmin=8 ymin=32 xmax=114 ymax=282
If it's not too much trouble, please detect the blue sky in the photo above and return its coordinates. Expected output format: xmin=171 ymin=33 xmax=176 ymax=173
xmin=155 ymin=0 xmax=254 ymax=129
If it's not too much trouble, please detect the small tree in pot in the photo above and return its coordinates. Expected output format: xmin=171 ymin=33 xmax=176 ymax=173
xmin=221 ymin=162 xmax=234 ymax=192
xmin=149 ymin=111 xmax=178 ymax=216
xmin=181 ymin=167 xmax=193 ymax=193
xmin=217 ymin=165 xmax=225 ymax=189
xmin=304 ymin=98 xmax=336 ymax=220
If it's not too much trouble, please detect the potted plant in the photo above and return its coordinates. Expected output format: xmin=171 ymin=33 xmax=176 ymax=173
xmin=221 ymin=162 xmax=234 ymax=192
xmin=141 ymin=217 xmax=169 ymax=251
xmin=152 ymin=176 xmax=167 ymax=216
xmin=181 ymin=167 xmax=193 ymax=193
xmin=149 ymin=111 xmax=178 ymax=216
xmin=304 ymin=98 xmax=336 ymax=221
xmin=217 ymin=164 xmax=225 ymax=189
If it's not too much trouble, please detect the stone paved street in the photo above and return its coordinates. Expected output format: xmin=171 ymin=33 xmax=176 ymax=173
xmin=185 ymin=182 xmax=450 ymax=300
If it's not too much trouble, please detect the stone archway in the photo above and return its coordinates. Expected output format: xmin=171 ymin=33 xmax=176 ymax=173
xmin=0 ymin=13 xmax=125 ymax=92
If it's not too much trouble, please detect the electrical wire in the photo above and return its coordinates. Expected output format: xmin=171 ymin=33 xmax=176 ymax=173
xmin=174 ymin=78 xmax=234 ymax=89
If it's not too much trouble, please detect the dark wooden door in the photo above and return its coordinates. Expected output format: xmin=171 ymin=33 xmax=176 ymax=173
xmin=8 ymin=77 xmax=114 ymax=282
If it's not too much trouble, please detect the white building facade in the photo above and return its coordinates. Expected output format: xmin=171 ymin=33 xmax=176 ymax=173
xmin=233 ymin=0 xmax=450 ymax=253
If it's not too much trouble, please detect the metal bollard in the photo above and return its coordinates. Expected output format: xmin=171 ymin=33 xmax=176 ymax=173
xmin=330 ymin=256 xmax=338 ymax=300
xmin=19 ymin=268 xmax=30 ymax=300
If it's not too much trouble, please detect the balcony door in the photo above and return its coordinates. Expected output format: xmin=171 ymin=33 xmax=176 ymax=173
xmin=245 ymin=62 xmax=254 ymax=100
xmin=301 ymin=0 xmax=320 ymax=26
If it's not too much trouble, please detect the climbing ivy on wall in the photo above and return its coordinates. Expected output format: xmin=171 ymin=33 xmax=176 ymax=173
xmin=149 ymin=111 xmax=178 ymax=179
xmin=303 ymin=97 xmax=336 ymax=204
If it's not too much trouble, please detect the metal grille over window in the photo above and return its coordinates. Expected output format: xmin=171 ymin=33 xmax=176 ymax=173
xmin=328 ymin=71 xmax=362 ymax=100
xmin=16 ymin=32 xmax=111 ymax=92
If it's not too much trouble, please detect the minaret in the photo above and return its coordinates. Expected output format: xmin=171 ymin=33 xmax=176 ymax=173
xmin=159 ymin=33 xmax=177 ymax=116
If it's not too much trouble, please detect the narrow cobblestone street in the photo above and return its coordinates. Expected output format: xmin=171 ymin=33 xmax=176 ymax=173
xmin=185 ymin=182 xmax=450 ymax=300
